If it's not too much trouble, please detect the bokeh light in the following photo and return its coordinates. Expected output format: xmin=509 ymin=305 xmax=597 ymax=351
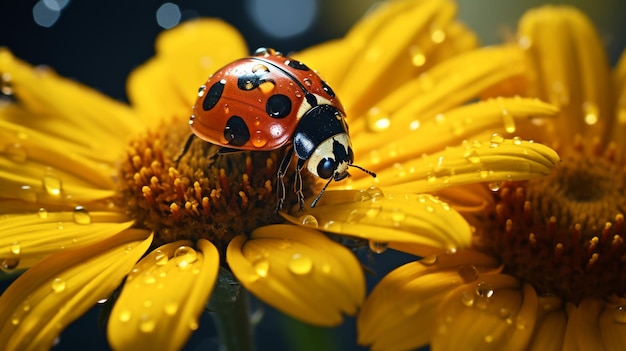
xmin=156 ymin=2 xmax=182 ymax=29
xmin=245 ymin=0 xmax=317 ymax=39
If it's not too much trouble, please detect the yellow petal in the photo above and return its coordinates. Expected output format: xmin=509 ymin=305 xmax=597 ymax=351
xmin=431 ymin=274 xmax=531 ymax=351
xmin=283 ymin=190 xmax=472 ymax=256
xmin=348 ymin=138 xmax=560 ymax=194
xmin=0 ymin=48 xmax=141 ymax=151
xmin=352 ymin=97 xmax=558 ymax=171
xmin=561 ymin=298 xmax=604 ymax=351
xmin=528 ymin=308 xmax=567 ymax=351
xmin=357 ymin=250 xmax=500 ymax=350
xmin=108 ymin=239 xmax=219 ymax=351
xmin=518 ymin=6 xmax=611 ymax=142
xmin=0 ymin=228 xmax=152 ymax=350
xmin=612 ymin=49 xmax=626 ymax=149
xmin=598 ymin=298 xmax=626 ymax=351
xmin=128 ymin=19 xmax=247 ymax=123
xmin=349 ymin=45 xmax=526 ymax=139
xmin=0 ymin=211 xmax=133 ymax=269
xmin=227 ymin=224 xmax=364 ymax=326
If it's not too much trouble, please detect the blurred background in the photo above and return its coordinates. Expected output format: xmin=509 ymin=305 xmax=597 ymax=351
xmin=0 ymin=0 xmax=624 ymax=350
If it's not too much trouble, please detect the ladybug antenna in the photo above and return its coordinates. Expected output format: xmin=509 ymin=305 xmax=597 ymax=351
xmin=310 ymin=177 xmax=334 ymax=208
xmin=349 ymin=164 xmax=377 ymax=178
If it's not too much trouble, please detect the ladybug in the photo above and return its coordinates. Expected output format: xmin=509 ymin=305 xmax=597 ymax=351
xmin=181 ymin=48 xmax=375 ymax=210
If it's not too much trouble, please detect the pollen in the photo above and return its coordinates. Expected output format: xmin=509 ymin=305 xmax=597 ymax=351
xmin=473 ymin=140 xmax=626 ymax=303
xmin=117 ymin=119 xmax=316 ymax=254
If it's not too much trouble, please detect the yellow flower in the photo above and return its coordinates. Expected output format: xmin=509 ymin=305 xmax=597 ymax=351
xmin=358 ymin=5 xmax=626 ymax=351
xmin=0 ymin=0 xmax=559 ymax=350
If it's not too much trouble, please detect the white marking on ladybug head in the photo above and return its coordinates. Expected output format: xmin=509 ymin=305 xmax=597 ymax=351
xmin=307 ymin=133 xmax=352 ymax=180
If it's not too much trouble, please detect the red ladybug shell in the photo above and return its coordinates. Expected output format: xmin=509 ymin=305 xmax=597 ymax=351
xmin=190 ymin=48 xmax=345 ymax=151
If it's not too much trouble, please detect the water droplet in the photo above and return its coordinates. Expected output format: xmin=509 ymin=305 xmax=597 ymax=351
xmin=583 ymin=101 xmax=598 ymax=125
xmin=501 ymin=108 xmax=516 ymax=133
xmin=303 ymin=78 xmax=312 ymax=87
xmin=42 ymin=175 xmax=62 ymax=196
xmin=490 ymin=133 xmax=504 ymax=145
xmin=463 ymin=150 xmax=481 ymax=164
xmin=143 ymin=274 xmax=157 ymax=285
xmin=118 ymin=308 xmax=132 ymax=322
xmin=368 ymin=241 xmax=388 ymax=254
xmin=419 ymin=255 xmax=438 ymax=266
xmin=174 ymin=246 xmax=197 ymax=268
xmin=189 ymin=320 xmax=199 ymax=331
xmin=197 ymin=85 xmax=206 ymax=97
xmin=253 ymin=258 xmax=270 ymax=277
xmin=430 ymin=24 xmax=446 ymax=43
xmin=409 ymin=120 xmax=421 ymax=130
xmin=409 ymin=45 xmax=426 ymax=66
xmin=287 ymin=253 xmax=313 ymax=275
xmin=139 ymin=314 xmax=156 ymax=333
xmin=457 ymin=265 xmax=479 ymax=283
xmin=154 ymin=250 xmax=169 ymax=266
xmin=1 ymin=72 xmax=14 ymax=95
xmin=97 ymin=298 xmax=108 ymax=304
xmin=5 ymin=143 xmax=27 ymax=162
xmin=460 ymin=290 xmax=475 ymax=306
xmin=51 ymin=277 xmax=66 ymax=293
xmin=298 ymin=214 xmax=319 ymax=227
xmin=11 ymin=316 xmax=20 ymax=326
xmin=10 ymin=241 xmax=21 ymax=255
xmin=499 ymin=308 xmax=514 ymax=324
xmin=164 ymin=300 xmax=179 ymax=315
xmin=614 ymin=305 xmax=626 ymax=323
xmin=38 ymin=207 xmax=48 ymax=218
xmin=488 ymin=182 xmax=501 ymax=191
xmin=484 ymin=335 xmax=494 ymax=344
xmin=512 ymin=136 xmax=523 ymax=145
xmin=223 ymin=103 xmax=230 ymax=113
xmin=1 ymin=258 xmax=20 ymax=272
xmin=515 ymin=316 xmax=527 ymax=330
xmin=73 ymin=206 xmax=91 ymax=224
xmin=475 ymin=281 xmax=494 ymax=298
xmin=356 ymin=186 xmax=385 ymax=202
xmin=19 ymin=185 xmax=37 ymax=202
xmin=252 ymin=130 xmax=267 ymax=148
xmin=367 ymin=108 xmax=391 ymax=131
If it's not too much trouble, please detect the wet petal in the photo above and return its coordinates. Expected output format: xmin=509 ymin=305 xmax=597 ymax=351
xmin=0 ymin=211 xmax=133 ymax=269
xmin=561 ymin=298 xmax=604 ymax=351
xmin=518 ymin=6 xmax=611 ymax=141
xmin=431 ymin=274 xmax=533 ymax=351
xmin=284 ymin=190 xmax=472 ymax=256
xmin=598 ymin=298 xmax=626 ymax=350
xmin=357 ymin=251 xmax=500 ymax=350
xmin=227 ymin=224 xmax=364 ymax=326
xmin=128 ymin=19 xmax=247 ymax=123
xmin=353 ymin=97 xmax=558 ymax=171
xmin=0 ymin=48 xmax=140 ymax=152
xmin=348 ymin=138 xmax=560 ymax=194
xmin=349 ymin=45 xmax=525 ymax=139
xmin=527 ymin=307 xmax=567 ymax=351
xmin=0 ymin=228 xmax=152 ymax=350
xmin=108 ymin=239 xmax=219 ymax=351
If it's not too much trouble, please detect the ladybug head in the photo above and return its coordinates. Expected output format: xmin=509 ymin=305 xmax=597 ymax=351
xmin=308 ymin=133 xmax=376 ymax=207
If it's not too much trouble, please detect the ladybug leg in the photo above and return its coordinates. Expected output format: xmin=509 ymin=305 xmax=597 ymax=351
xmin=175 ymin=134 xmax=196 ymax=167
xmin=294 ymin=158 xmax=306 ymax=211
xmin=276 ymin=145 xmax=294 ymax=211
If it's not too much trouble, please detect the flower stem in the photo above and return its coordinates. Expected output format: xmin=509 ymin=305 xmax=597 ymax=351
xmin=208 ymin=268 xmax=255 ymax=351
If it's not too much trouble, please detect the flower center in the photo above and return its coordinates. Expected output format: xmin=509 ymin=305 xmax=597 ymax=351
xmin=117 ymin=119 xmax=316 ymax=254
xmin=475 ymin=144 xmax=626 ymax=303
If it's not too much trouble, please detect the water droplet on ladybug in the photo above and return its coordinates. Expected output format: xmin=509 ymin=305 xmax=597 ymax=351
xmin=252 ymin=130 xmax=267 ymax=148
xmin=303 ymin=78 xmax=312 ymax=87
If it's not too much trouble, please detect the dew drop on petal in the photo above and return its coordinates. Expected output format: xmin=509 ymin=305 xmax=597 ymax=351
xmin=409 ymin=45 xmax=426 ymax=67
xmin=457 ymin=265 xmax=479 ymax=283
xmin=356 ymin=186 xmax=384 ymax=202
xmin=153 ymin=249 xmax=169 ymax=266
xmin=298 ymin=214 xmax=318 ymax=227
xmin=5 ymin=143 xmax=27 ymax=162
xmin=164 ymin=300 xmax=179 ymax=315
xmin=463 ymin=150 xmax=481 ymax=164
xmin=73 ymin=206 xmax=91 ymax=224
xmin=460 ymin=290 xmax=475 ymax=307
xmin=253 ymin=258 xmax=270 ymax=277
xmin=51 ymin=277 xmax=66 ymax=293
xmin=97 ymin=298 xmax=108 ymax=304
xmin=118 ymin=308 xmax=132 ymax=322
xmin=10 ymin=241 xmax=21 ymax=255
xmin=499 ymin=307 xmax=514 ymax=324
xmin=583 ymin=101 xmax=599 ymax=126
xmin=139 ymin=314 xmax=156 ymax=333
xmin=490 ymin=133 xmax=504 ymax=145
xmin=1 ymin=258 xmax=20 ymax=273
xmin=419 ymin=255 xmax=438 ymax=266
xmin=368 ymin=241 xmax=388 ymax=254
xmin=287 ymin=253 xmax=313 ymax=275
xmin=189 ymin=319 xmax=199 ymax=331
xmin=42 ymin=175 xmax=62 ymax=196
xmin=488 ymin=182 xmax=501 ymax=191
xmin=174 ymin=245 xmax=197 ymax=268
xmin=475 ymin=281 xmax=494 ymax=298
xmin=613 ymin=305 xmax=626 ymax=323
xmin=19 ymin=185 xmax=37 ymax=202
xmin=197 ymin=85 xmax=206 ymax=97
xmin=38 ymin=207 xmax=48 ymax=218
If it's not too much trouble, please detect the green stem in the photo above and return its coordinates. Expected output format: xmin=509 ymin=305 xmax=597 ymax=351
xmin=208 ymin=268 xmax=255 ymax=351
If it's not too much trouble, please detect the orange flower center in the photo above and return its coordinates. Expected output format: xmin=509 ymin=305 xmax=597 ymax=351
xmin=117 ymin=120 xmax=314 ymax=254
xmin=475 ymin=144 xmax=626 ymax=302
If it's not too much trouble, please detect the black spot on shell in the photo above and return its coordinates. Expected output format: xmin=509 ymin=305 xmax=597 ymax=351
xmin=285 ymin=60 xmax=310 ymax=71
xmin=203 ymin=81 xmax=225 ymax=111
xmin=223 ymin=116 xmax=250 ymax=146
xmin=321 ymin=81 xmax=336 ymax=98
xmin=266 ymin=94 xmax=292 ymax=118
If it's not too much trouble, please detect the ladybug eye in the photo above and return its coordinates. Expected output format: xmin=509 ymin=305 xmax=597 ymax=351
xmin=316 ymin=158 xmax=336 ymax=179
